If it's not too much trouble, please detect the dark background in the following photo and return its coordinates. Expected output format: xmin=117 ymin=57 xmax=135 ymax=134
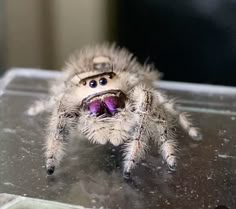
xmin=117 ymin=0 xmax=236 ymax=85
xmin=1 ymin=0 xmax=236 ymax=86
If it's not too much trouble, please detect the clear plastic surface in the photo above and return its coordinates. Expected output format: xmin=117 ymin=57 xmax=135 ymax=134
xmin=0 ymin=69 xmax=235 ymax=209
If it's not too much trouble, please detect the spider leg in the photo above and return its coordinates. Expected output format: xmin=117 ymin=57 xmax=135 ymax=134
xmin=160 ymin=139 xmax=178 ymax=171
xmin=123 ymin=86 xmax=186 ymax=177
xmin=155 ymin=91 xmax=202 ymax=140
xmin=158 ymin=124 xmax=178 ymax=171
xmin=123 ymin=139 xmax=147 ymax=178
xmin=123 ymin=86 xmax=152 ymax=178
xmin=28 ymin=82 xmax=65 ymax=116
xmin=27 ymin=97 xmax=56 ymax=116
xmin=45 ymin=99 xmax=79 ymax=175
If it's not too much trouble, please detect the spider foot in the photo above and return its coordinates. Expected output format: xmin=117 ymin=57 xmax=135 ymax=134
xmin=123 ymin=170 xmax=131 ymax=179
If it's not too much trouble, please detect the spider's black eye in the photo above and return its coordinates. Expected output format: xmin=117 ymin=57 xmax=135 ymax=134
xmin=89 ymin=80 xmax=97 ymax=88
xmin=99 ymin=77 xmax=107 ymax=86
xmin=82 ymin=80 xmax=86 ymax=86
xmin=109 ymin=74 xmax=113 ymax=79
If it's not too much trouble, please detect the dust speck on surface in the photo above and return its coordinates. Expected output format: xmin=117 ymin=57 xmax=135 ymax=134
xmin=230 ymin=116 xmax=235 ymax=120
xmin=3 ymin=182 xmax=15 ymax=187
xmin=2 ymin=128 xmax=16 ymax=133
xmin=218 ymin=154 xmax=236 ymax=159
xmin=223 ymin=138 xmax=230 ymax=143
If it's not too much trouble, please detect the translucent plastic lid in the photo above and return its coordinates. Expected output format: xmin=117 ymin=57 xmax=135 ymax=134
xmin=0 ymin=68 xmax=235 ymax=209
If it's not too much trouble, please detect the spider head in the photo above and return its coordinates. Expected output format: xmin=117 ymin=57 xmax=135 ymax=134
xmin=69 ymin=56 xmax=125 ymax=104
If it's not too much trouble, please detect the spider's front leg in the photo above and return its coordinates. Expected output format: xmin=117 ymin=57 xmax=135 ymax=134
xmin=45 ymin=98 xmax=79 ymax=175
xmin=123 ymin=86 xmax=179 ymax=178
xmin=123 ymin=85 xmax=153 ymax=178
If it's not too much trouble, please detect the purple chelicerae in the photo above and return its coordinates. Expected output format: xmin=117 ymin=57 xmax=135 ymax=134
xmin=88 ymin=96 xmax=125 ymax=116
xmin=88 ymin=99 xmax=104 ymax=116
xmin=104 ymin=96 xmax=125 ymax=115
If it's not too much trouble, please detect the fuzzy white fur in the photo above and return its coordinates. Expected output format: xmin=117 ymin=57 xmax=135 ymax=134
xmin=28 ymin=44 xmax=201 ymax=176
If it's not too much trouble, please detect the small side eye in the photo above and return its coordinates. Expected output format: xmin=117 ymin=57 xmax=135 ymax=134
xmin=99 ymin=77 xmax=107 ymax=86
xmin=82 ymin=80 xmax=86 ymax=86
xmin=109 ymin=74 xmax=113 ymax=79
xmin=89 ymin=80 xmax=97 ymax=88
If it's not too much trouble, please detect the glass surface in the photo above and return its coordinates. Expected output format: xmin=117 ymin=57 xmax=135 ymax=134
xmin=0 ymin=194 xmax=89 ymax=209
xmin=0 ymin=69 xmax=235 ymax=209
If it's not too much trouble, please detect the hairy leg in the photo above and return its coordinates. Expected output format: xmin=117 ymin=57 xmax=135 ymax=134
xmin=152 ymin=107 xmax=178 ymax=171
xmin=27 ymin=97 xmax=56 ymax=116
xmin=123 ymin=85 xmax=153 ymax=178
xmin=45 ymin=100 xmax=79 ymax=175
xmin=158 ymin=124 xmax=178 ymax=171
xmin=155 ymin=91 xmax=202 ymax=140
xmin=123 ymin=86 xmax=183 ymax=177
xmin=27 ymin=82 xmax=65 ymax=116
xmin=160 ymin=139 xmax=178 ymax=171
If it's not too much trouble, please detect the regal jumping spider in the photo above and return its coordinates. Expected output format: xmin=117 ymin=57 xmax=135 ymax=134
xmin=28 ymin=44 xmax=201 ymax=178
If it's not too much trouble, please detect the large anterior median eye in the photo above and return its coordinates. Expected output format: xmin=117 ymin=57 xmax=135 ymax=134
xmin=89 ymin=80 xmax=97 ymax=88
xmin=99 ymin=77 xmax=107 ymax=86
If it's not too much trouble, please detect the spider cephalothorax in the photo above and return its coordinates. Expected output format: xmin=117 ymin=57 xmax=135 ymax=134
xmin=28 ymin=43 xmax=202 ymax=178
xmin=71 ymin=70 xmax=127 ymax=117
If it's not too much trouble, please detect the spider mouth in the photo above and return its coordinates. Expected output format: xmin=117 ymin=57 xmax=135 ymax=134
xmin=81 ymin=90 xmax=126 ymax=116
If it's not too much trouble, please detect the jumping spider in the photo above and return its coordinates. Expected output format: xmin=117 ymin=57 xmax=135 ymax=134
xmin=28 ymin=44 xmax=202 ymax=178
